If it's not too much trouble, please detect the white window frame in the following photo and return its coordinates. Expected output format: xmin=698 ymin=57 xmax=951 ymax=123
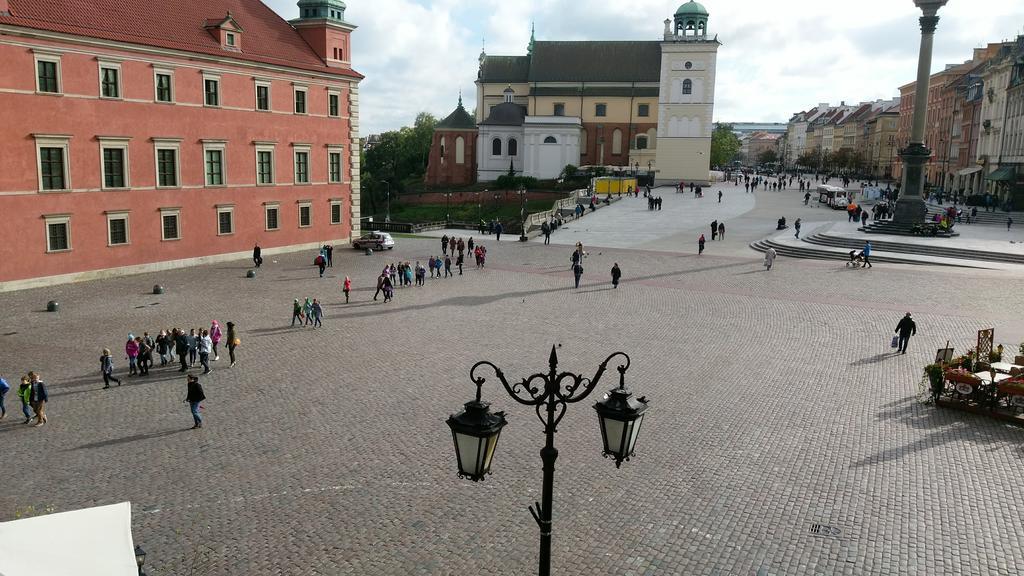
xmin=160 ymin=207 xmax=181 ymax=241
xmin=293 ymin=144 xmax=311 ymax=184
xmin=216 ymin=204 xmax=235 ymax=236
xmin=264 ymin=202 xmax=280 ymax=231
xmin=255 ymin=142 xmax=276 ymax=185
xmin=152 ymin=138 xmax=182 ymax=189
xmin=34 ymin=134 xmax=71 ymax=192
xmin=203 ymin=72 xmax=221 ymax=108
xmin=97 ymin=59 xmax=123 ymax=99
xmin=226 ymin=32 xmax=236 ymax=47
xmin=328 ymin=89 xmax=341 ymax=117
xmin=293 ymin=84 xmax=308 ymax=115
xmin=329 ymin=199 xmax=343 ymax=225
xmin=153 ymin=67 xmax=175 ymax=103
xmin=98 ymin=136 xmax=131 ymax=190
xmin=327 ymin=145 xmax=344 ymax=183
xmin=202 ymin=140 xmax=228 ymax=187
xmin=105 ymin=210 xmax=130 ymax=246
xmin=297 ymin=201 xmax=312 ymax=228
xmin=254 ymin=79 xmax=272 ymax=112
xmin=33 ymin=50 xmax=63 ymax=94
xmin=44 ymin=214 xmax=71 ymax=253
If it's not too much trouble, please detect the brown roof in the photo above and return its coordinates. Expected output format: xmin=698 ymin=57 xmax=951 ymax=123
xmin=0 ymin=0 xmax=362 ymax=79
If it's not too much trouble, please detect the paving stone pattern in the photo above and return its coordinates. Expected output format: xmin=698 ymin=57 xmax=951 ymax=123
xmin=2 ymin=232 xmax=1024 ymax=575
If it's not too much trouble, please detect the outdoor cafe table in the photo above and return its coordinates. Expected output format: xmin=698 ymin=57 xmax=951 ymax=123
xmin=989 ymin=362 xmax=1024 ymax=374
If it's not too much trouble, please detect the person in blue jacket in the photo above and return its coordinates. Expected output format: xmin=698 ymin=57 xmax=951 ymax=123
xmin=861 ymin=241 xmax=873 ymax=268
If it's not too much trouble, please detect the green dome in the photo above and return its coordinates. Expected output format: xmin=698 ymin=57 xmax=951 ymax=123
xmin=675 ymin=1 xmax=708 ymax=16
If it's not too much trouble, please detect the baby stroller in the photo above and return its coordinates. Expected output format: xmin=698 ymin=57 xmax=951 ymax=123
xmin=846 ymin=250 xmax=865 ymax=267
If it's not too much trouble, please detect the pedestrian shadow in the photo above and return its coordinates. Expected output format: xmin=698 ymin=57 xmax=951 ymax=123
xmin=68 ymin=428 xmax=189 ymax=451
xmin=248 ymin=326 xmax=311 ymax=336
xmin=50 ymin=371 xmax=195 ymax=398
xmin=849 ymin=353 xmax=899 ymax=366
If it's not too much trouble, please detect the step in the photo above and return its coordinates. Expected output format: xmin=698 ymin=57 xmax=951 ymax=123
xmin=801 ymin=233 xmax=1024 ymax=265
xmin=860 ymin=221 xmax=958 ymax=237
xmin=749 ymin=239 xmax=948 ymax=267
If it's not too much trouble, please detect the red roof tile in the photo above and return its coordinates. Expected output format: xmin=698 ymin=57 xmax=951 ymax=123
xmin=1 ymin=0 xmax=361 ymax=79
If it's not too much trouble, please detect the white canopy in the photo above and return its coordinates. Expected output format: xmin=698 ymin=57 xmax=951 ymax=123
xmin=0 ymin=502 xmax=138 ymax=576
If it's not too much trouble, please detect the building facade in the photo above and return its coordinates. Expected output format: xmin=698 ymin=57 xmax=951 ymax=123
xmin=427 ymin=1 xmax=720 ymax=187
xmin=0 ymin=0 xmax=361 ymax=290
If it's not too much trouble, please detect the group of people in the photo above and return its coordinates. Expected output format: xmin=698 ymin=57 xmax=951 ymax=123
xmin=709 ymin=219 xmax=726 ymax=241
xmin=291 ymin=298 xmax=326 ymax=327
xmin=568 ymin=242 xmax=622 ymax=290
xmin=0 ymin=371 xmax=48 ymax=427
xmin=366 ymin=243 xmax=489 ymax=304
xmin=113 ymin=321 xmax=238 ymax=378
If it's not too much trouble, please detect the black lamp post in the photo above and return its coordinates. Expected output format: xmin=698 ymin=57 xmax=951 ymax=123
xmin=382 ymin=180 xmax=391 ymax=223
xmin=446 ymin=346 xmax=649 ymax=576
xmin=445 ymin=191 xmax=452 ymax=224
xmin=134 ymin=545 xmax=146 ymax=576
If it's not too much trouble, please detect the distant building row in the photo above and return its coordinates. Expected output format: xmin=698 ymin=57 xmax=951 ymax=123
xmin=784 ymin=37 xmax=1024 ymax=206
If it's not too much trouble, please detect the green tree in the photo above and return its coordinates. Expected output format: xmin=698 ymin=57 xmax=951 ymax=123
xmin=757 ymin=149 xmax=778 ymax=165
xmin=710 ymin=124 xmax=741 ymax=167
xmin=361 ymin=112 xmax=437 ymax=215
xmin=796 ymin=151 xmax=819 ymax=170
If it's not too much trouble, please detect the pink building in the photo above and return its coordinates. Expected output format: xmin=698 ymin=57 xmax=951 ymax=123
xmin=0 ymin=0 xmax=362 ymax=290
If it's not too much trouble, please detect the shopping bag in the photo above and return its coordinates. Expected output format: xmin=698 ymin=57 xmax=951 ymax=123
xmin=890 ymin=336 xmax=899 ymax=349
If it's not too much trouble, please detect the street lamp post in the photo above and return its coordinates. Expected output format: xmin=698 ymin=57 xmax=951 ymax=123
xmin=134 ymin=545 xmax=147 ymax=576
xmin=382 ymin=180 xmax=391 ymax=223
xmin=445 ymin=191 xmax=452 ymax=224
xmin=518 ymin=186 xmax=529 ymax=242
xmin=446 ymin=346 xmax=649 ymax=576
xmin=893 ymin=0 xmax=949 ymax=226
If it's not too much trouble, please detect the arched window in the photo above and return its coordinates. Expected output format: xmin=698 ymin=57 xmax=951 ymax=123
xmin=440 ymin=136 xmax=446 ymax=159
xmin=635 ymin=135 xmax=648 ymax=150
xmin=455 ymin=136 xmax=465 ymax=165
xmin=492 ymin=138 xmax=502 ymax=156
xmin=543 ymin=136 xmax=557 ymax=144
xmin=612 ymin=128 xmax=622 ymax=155
xmin=508 ymin=138 xmax=518 ymax=157
xmin=682 ymin=79 xmax=692 ymax=95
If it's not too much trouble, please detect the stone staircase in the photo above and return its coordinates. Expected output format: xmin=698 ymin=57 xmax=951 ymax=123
xmin=858 ymin=219 xmax=958 ymax=237
xmin=801 ymin=233 xmax=1024 ymax=265
xmin=925 ymin=203 xmax=1022 ymax=226
xmin=748 ymin=238 xmax=938 ymax=267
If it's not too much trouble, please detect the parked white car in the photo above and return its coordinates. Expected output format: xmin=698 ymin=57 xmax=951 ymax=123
xmin=352 ymin=231 xmax=395 ymax=250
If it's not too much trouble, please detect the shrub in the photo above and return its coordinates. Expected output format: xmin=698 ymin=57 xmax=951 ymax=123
xmin=924 ymin=364 xmax=945 ymax=401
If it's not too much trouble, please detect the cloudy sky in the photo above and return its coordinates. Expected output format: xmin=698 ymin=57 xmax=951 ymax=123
xmin=266 ymin=0 xmax=1024 ymax=135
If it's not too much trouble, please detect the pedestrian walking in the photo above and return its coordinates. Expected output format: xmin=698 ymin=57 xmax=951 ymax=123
xmin=415 ymin=263 xmax=426 ymax=286
xmin=441 ymin=235 xmax=449 ymax=256
xmin=495 ymin=221 xmax=503 ymax=241
xmin=456 ymin=253 xmax=464 ymax=275
xmin=1008 ymin=217 xmax=1014 ymax=231
xmin=139 ymin=334 xmax=153 ymax=375
xmin=226 ymin=321 xmax=238 ymax=367
xmin=444 ymin=255 xmax=453 ymax=277
xmin=210 ymin=320 xmax=222 ymax=361
xmin=541 ymin=220 xmax=551 ymax=245
xmin=125 ymin=334 xmax=139 ymax=376
xmin=0 ymin=375 xmax=9 ymax=420
xmin=794 ymin=218 xmax=802 ymax=239
xmin=698 ymin=234 xmax=705 ymax=254
xmin=718 ymin=190 xmax=723 ymax=203
xmin=763 ymin=247 xmax=777 ymax=271
xmin=316 ymin=253 xmax=326 ymax=277
xmin=894 ymin=312 xmax=917 ymax=354
xmin=711 ymin=220 xmax=718 ymax=241
xmin=187 ymin=328 xmax=198 ymax=367
xmin=428 ymin=256 xmax=436 ymax=278
xmin=303 ymin=298 xmax=314 ymax=325
xmin=467 ymin=237 xmax=474 ymax=253
xmin=198 ymin=329 xmax=212 ymax=374
xmin=611 ymin=263 xmax=621 ymax=289
xmin=101 ymin=348 xmax=121 ymax=389
xmin=449 ymin=237 xmax=456 ymax=255
xmin=325 ymin=244 xmax=333 ymax=267
xmin=292 ymin=298 xmax=304 ymax=325
xmin=311 ymin=299 xmax=323 ymax=327
xmin=28 ymin=371 xmax=47 ymax=427
xmin=572 ymin=262 xmax=584 ymax=289
xmin=434 ymin=257 xmax=443 ymax=278
xmin=382 ymin=275 xmax=394 ymax=303
xmin=343 ymin=276 xmax=352 ymax=303
xmin=184 ymin=374 xmax=206 ymax=429
xmin=717 ymin=222 xmax=725 ymax=240
xmin=861 ymin=241 xmax=873 ymax=268
xmin=18 ymin=375 xmax=32 ymax=424
xmin=253 ymin=243 xmax=263 ymax=268
xmin=175 ymin=329 xmax=189 ymax=372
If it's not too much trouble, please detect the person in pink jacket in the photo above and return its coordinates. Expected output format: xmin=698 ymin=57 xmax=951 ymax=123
xmin=125 ymin=334 xmax=139 ymax=376
xmin=209 ymin=321 xmax=222 ymax=361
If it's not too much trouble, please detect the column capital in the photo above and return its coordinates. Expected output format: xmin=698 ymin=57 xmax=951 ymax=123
xmin=919 ymin=15 xmax=939 ymax=34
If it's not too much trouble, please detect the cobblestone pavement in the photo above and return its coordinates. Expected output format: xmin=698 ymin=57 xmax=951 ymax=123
xmin=2 ymin=231 xmax=1024 ymax=575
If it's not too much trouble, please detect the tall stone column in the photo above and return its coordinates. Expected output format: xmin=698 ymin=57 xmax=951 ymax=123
xmin=893 ymin=0 xmax=947 ymax=226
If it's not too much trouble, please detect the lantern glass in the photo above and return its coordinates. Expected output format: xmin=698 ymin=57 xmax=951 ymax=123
xmin=453 ymin=428 xmax=502 ymax=479
xmin=134 ymin=545 xmax=146 ymax=567
xmin=594 ymin=385 xmax=649 ymax=466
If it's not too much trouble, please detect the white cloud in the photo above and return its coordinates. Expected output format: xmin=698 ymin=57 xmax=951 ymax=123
xmin=266 ymin=0 xmax=1024 ymax=133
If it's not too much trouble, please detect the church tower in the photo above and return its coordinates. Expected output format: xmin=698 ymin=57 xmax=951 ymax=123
xmin=654 ymin=1 xmax=720 ymax=185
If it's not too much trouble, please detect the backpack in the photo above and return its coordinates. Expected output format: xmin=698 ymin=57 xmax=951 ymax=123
xmin=0 ymin=377 xmax=8 ymax=393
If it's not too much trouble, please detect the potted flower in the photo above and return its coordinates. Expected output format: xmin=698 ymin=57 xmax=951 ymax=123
xmin=924 ymin=363 xmax=945 ymax=402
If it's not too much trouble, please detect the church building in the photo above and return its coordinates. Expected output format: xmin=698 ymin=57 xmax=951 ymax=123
xmin=426 ymin=1 xmax=720 ymax=186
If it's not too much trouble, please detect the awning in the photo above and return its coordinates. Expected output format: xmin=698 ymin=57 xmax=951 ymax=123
xmin=986 ymin=166 xmax=1016 ymax=182
xmin=956 ymin=166 xmax=982 ymax=176
xmin=0 ymin=502 xmax=139 ymax=576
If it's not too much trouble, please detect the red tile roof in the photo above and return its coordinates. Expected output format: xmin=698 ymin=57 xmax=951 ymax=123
xmin=1 ymin=0 xmax=361 ymax=79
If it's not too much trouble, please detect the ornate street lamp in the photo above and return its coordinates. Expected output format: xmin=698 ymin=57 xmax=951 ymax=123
xmin=518 ymin=186 xmax=529 ymax=242
xmin=893 ymin=0 xmax=949 ymax=225
xmin=446 ymin=346 xmax=649 ymax=576
xmin=134 ymin=544 xmax=147 ymax=576
xmin=382 ymin=180 xmax=391 ymax=223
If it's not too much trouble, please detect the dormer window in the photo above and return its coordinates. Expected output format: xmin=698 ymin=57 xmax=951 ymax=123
xmin=226 ymin=33 xmax=236 ymax=47
xmin=206 ymin=13 xmax=243 ymax=51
